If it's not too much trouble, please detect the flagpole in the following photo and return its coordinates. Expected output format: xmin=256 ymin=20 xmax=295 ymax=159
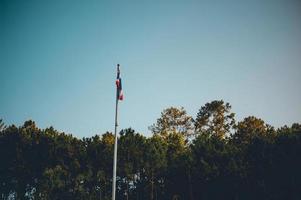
xmin=112 ymin=64 xmax=119 ymax=200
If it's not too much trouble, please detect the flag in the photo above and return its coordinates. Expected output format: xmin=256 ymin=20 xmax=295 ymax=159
xmin=116 ymin=64 xmax=123 ymax=101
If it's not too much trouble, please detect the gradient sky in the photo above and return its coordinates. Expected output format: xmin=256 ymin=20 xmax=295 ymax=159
xmin=1 ymin=0 xmax=301 ymax=138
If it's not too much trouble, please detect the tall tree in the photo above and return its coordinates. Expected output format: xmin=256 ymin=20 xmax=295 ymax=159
xmin=232 ymin=116 xmax=273 ymax=145
xmin=195 ymin=100 xmax=235 ymax=139
xmin=118 ymin=128 xmax=146 ymax=200
xmin=164 ymin=132 xmax=190 ymax=200
xmin=149 ymin=107 xmax=194 ymax=139
xmin=143 ymin=135 xmax=167 ymax=200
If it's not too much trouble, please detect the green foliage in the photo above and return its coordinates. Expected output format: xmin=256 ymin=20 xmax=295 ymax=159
xmin=0 ymin=103 xmax=300 ymax=200
xmin=149 ymin=107 xmax=194 ymax=139
xmin=195 ymin=100 xmax=235 ymax=139
xmin=232 ymin=116 xmax=273 ymax=145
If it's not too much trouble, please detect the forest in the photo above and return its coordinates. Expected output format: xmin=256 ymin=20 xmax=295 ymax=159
xmin=0 ymin=100 xmax=300 ymax=200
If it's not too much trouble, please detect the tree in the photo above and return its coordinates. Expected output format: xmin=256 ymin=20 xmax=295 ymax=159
xmin=277 ymin=123 xmax=301 ymax=135
xmin=164 ymin=132 xmax=191 ymax=200
xmin=232 ymin=116 xmax=273 ymax=145
xmin=149 ymin=107 xmax=194 ymax=140
xmin=143 ymin=135 xmax=167 ymax=200
xmin=118 ymin=129 xmax=146 ymax=200
xmin=99 ymin=132 xmax=115 ymax=200
xmin=195 ymin=100 xmax=235 ymax=139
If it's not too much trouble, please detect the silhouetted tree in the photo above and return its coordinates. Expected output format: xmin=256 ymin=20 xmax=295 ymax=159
xmin=149 ymin=107 xmax=194 ymax=140
xmin=195 ymin=100 xmax=235 ymax=139
xmin=0 ymin=104 xmax=300 ymax=200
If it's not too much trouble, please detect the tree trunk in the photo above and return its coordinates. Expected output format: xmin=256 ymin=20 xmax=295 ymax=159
xmin=150 ymin=172 xmax=154 ymax=200
xmin=188 ymin=170 xmax=194 ymax=200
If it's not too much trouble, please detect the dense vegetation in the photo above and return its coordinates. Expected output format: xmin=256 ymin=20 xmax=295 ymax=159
xmin=0 ymin=100 xmax=300 ymax=200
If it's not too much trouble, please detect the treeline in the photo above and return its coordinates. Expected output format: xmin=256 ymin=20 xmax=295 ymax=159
xmin=0 ymin=100 xmax=301 ymax=200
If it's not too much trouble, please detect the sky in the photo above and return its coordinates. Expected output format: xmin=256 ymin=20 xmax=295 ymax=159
xmin=1 ymin=0 xmax=301 ymax=138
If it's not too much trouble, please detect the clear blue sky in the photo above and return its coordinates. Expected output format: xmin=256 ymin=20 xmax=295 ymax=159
xmin=1 ymin=0 xmax=301 ymax=138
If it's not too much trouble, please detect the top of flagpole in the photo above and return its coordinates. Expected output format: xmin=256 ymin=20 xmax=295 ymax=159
xmin=117 ymin=64 xmax=120 ymax=74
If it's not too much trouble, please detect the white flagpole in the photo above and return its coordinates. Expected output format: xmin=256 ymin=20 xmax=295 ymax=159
xmin=112 ymin=64 xmax=120 ymax=200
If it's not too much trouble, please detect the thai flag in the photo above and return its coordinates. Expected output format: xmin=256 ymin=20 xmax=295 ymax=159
xmin=116 ymin=64 xmax=123 ymax=101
